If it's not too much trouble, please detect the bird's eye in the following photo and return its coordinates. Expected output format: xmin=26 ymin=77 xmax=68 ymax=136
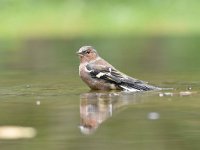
xmin=86 ymin=51 xmax=90 ymax=54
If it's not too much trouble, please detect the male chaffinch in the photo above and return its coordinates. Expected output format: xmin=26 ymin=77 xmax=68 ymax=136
xmin=77 ymin=46 xmax=161 ymax=92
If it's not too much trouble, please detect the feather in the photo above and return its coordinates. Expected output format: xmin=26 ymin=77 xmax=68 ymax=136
xmin=86 ymin=64 xmax=159 ymax=91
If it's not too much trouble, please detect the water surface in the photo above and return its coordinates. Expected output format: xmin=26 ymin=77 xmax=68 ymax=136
xmin=0 ymin=37 xmax=200 ymax=150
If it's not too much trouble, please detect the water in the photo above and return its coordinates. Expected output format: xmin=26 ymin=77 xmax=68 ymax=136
xmin=0 ymin=37 xmax=200 ymax=150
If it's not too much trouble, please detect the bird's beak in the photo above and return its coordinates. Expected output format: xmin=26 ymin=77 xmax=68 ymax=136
xmin=76 ymin=51 xmax=83 ymax=56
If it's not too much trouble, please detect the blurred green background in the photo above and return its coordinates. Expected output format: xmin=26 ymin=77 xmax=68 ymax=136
xmin=0 ymin=0 xmax=200 ymax=38
xmin=0 ymin=0 xmax=200 ymax=74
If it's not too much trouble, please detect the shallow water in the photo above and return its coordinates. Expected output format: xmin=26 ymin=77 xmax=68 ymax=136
xmin=0 ymin=37 xmax=200 ymax=150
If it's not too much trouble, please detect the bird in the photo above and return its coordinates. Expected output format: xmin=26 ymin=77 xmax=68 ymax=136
xmin=77 ymin=46 xmax=162 ymax=92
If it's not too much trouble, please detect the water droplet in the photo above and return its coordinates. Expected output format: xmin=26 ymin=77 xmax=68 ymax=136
xmin=36 ymin=101 xmax=40 ymax=105
xmin=148 ymin=112 xmax=160 ymax=120
xmin=26 ymin=85 xmax=31 ymax=88
xmin=159 ymin=93 xmax=164 ymax=97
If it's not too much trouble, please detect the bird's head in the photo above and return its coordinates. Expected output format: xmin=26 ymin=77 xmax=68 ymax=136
xmin=77 ymin=46 xmax=99 ymax=63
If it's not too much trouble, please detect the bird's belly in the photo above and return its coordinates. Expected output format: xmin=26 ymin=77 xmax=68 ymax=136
xmin=79 ymin=65 xmax=118 ymax=90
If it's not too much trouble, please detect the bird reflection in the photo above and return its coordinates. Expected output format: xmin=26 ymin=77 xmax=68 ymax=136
xmin=79 ymin=91 xmax=146 ymax=135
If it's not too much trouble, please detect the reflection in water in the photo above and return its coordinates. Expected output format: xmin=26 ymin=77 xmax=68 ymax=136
xmin=79 ymin=92 xmax=113 ymax=134
xmin=79 ymin=91 xmax=147 ymax=135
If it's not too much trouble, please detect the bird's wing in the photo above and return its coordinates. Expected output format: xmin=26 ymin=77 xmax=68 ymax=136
xmin=86 ymin=64 xmax=155 ymax=91
xmin=86 ymin=64 xmax=126 ymax=83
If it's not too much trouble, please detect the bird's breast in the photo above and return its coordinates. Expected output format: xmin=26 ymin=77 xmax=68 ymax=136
xmin=79 ymin=63 xmax=119 ymax=90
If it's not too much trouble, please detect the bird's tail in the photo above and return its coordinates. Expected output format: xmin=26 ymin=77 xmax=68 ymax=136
xmin=119 ymin=82 xmax=162 ymax=92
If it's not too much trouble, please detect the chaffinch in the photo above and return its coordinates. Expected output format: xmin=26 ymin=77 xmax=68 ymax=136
xmin=77 ymin=46 xmax=161 ymax=92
